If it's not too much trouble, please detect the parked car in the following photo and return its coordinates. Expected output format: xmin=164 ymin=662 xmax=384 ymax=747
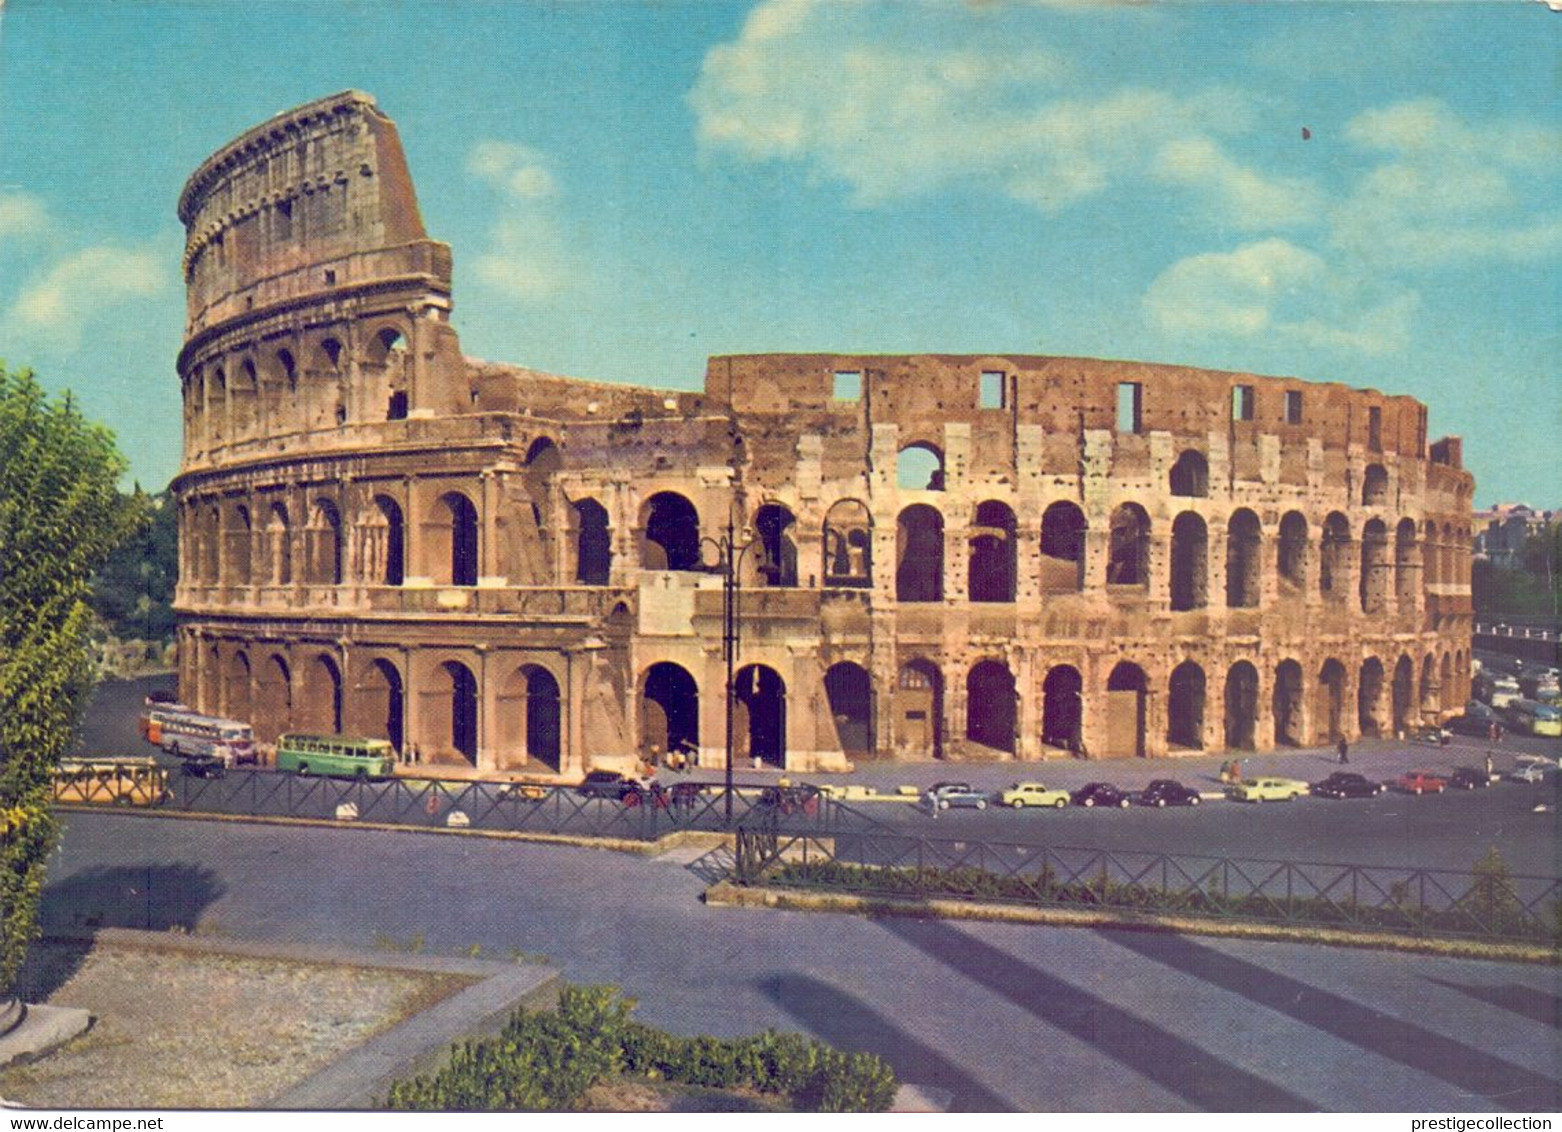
xmin=1448 ymin=766 xmax=1494 ymax=790
xmin=758 ymin=783 xmax=821 ymax=816
xmin=925 ymin=782 xmax=989 ymax=810
xmin=1134 ymin=779 xmax=1202 ymax=807
xmin=576 ymin=770 xmax=646 ymax=802
xmin=1508 ymin=756 xmax=1555 ymax=785
xmin=179 ymin=752 xmax=228 ymax=779
xmin=1411 ymin=724 xmax=1451 ymax=746
xmin=1448 ymin=701 xmax=1497 ymax=736
xmin=1071 ymin=782 xmax=1131 ymax=808
xmin=999 ymin=782 xmax=1070 ymax=809
xmin=1227 ymin=777 xmax=1309 ymax=803
xmin=1310 ymin=772 xmax=1384 ymax=799
xmin=1395 ymin=769 xmax=1447 ymax=795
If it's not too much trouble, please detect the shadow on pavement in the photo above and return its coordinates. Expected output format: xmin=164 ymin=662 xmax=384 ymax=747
xmin=1107 ymin=930 xmax=1562 ymax=1111
xmin=39 ymin=863 xmax=226 ymax=935
xmin=1423 ymin=976 xmax=1562 ymax=1031
xmin=758 ymin=971 xmax=1017 ymax=1112
xmin=878 ymin=917 xmax=1314 ymax=1111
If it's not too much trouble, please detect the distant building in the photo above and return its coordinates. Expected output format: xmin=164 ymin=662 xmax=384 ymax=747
xmin=1473 ymin=503 xmax=1560 ymax=567
xmin=172 ymin=92 xmax=1476 ymax=777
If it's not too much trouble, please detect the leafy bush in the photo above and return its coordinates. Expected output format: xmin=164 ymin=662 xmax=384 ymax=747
xmin=386 ymin=985 xmax=897 ymax=1112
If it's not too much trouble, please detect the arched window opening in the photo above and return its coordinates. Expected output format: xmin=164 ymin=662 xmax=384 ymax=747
xmin=266 ymin=502 xmax=291 ymax=586
xmin=897 ymin=443 xmax=944 ymax=491
xmin=896 ymin=659 xmax=944 ymax=760
xmin=1316 ymin=659 xmax=1347 ymax=744
xmin=1359 ymin=518 xmax=1390 ymax=614
xmin=440 ymin=660 xmax=479 ymax=766
xmin=825 ymin=662 xmax=874 ymax=757
xmin=573 ymin=498 xmax=611 ymax=585
xmin=1107 ymin=504 xmax=1150 ymax=587
xmin=734 ymin=664 xmax=786 ymax=768
xmin=277 ymin=349 xmax=297 ymax=389
xmin=1106 ymin=663 xmax=1148 ymax=757
xmin=1168 ymin=661 xmax=1206 ymax=750
xmin=1362 ymin=463 xmax=1389 ymax=507
xmin=968 ymin=501 xmax=1017 ymax=603
xmin=1042 ymin=665 xmax=1083 ymax=753
xmin=1039 ymin=501 xmax=1086 ymax=593
xmin=370 ymin=495 xmax=405 ymax=586
xmin=318 ymin=337 xmax=343 ymax=369
xmin=1224 ymin=661 xmax=1259 ymax=751
xmin=1320 ymin=513 xmax=1350 ymax=602
xmin=1273 ymin=659 xmax=1304 ymax=747
xmin=227 ymin=504 xmax=253 ymax=587
xmin=755 ymin=504 xmax=799 ymax=588
xmin=641 ymin=663 xmax=699 ymax=764
xmin=1226 ymin=509 xmax=1262 ymax=609
xmin=429 ymin=492 xmax=479 ymax=586
xmin=966 ymin=660 xmax=1016 ymax=754
xmin=1278 ymin=511 xmax=1308 ymax=590
xmin=1423 ymin=520 xmax=1440 ymax=587
xmin=302 ymin=654 xmax=343 ymax=735
xmin=1358 ymin=657 xmax=1386 ymax=738
xmin=1419 ymin=655 xmax=1438 ymax=719
xmin=516 ymin=665 xmax=561 ymax=772
xmin=224 ymin=651 xmax=252 ymax=723
xmin=641 ymin=492 xmax=701 ymax=571
xmin=1169 ymin=450 xmax=1209 ymax=498
xmin=822 ymin=500 xmax=872 ymax=588
xmin=1439 ymin=653 xmax=1453 ymax=713
xmin=1169 ymin=512 xmax=1208 ymax=611
xmin=308 ymin=500 xmax=343 ymax=586
xmin=256 ymin=655 xmax=292 ymax=744
xmin=362 ymin=658 xmax=405 ymax=754
xmin=1392 ymin=654 xmax=1414 ymax=735
xmin=1395 ymin=518 xmax=1419 ymax=603
xmin=896 ymin=504 xmax=944 ymax=602
xmin=202 ymin=505 xmax=221 ymax=585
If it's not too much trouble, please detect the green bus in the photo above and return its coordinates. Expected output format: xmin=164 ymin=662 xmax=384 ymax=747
xmin=275 ymin=733 xmax=397 ymax=779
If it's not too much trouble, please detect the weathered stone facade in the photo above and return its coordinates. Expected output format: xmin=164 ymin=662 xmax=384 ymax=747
xmin=173 ymin=92 xmax=1475 ymax=777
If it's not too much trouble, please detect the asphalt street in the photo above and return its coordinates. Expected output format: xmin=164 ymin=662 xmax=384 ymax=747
xmin=41 ymin=811 xmax=1562 ymax=1112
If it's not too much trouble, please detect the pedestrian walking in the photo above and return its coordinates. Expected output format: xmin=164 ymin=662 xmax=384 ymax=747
xmin=1337 ymin=738 xmax=1349 ymax=765
xmin=1485 ymin=750 xmax=1494 ymax=779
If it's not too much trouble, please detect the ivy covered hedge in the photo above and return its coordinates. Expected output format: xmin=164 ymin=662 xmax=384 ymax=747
xmin=385 ymin=984 xmax=897 ymax=1112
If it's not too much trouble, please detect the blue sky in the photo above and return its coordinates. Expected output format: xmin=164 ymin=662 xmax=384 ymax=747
xmin=0 ymin=0 xmax=1557 ymax=507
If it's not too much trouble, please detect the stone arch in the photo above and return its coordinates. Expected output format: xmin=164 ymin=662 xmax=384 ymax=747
xmin=825 ymin=661 xmax=874 ymax=758
xmin=966 ymin=659 xmax=1016 ymax=754
xmin=1441 ymin=521 xmax=1456 ymax=588
xmin=1320 ymin=512 xmax=1350 ymax=603
xmin=433 ymin=660 xmax=479 ymax=765
xmin=500 ymin=664 xmax=561 ymax=771
xmin=365 ymin=495 xmax=405 ymax=586
xmin=734 ymin=664 xmax=786 ymax=768
xmin=255 ymin=654 xmax=292 ymax=743
xmin=223 ymin=650 xmax=252 ymax=723
xmin=1316 ymin=659 xmax=1347 ymax=743
xmin=1039 ymin=501 xmax=1086 ymax=593
xmin=1169 ymin=449 xmax=1209 ymax=498
xmin=897 ymin=442 xmax=944 ymax=491
xmin=1106 ymin=661 xmax=1149 ymax=757
xmin=572 ymin=497 xmax=612 ymax=585
xmin=1273 ymin=659 xmax=1305 ymax=747
xmin=641 ymin=492 xmax=700 ymax=571
xmin=356 ymin=657 xmax=405 ymax=754
xmin=640 ymin=662 xmax=699 ymax=762
xmin=266 ymin=501 xmax=291 ymax=586
xmin=201 ymin=504 xmax=221 ymax=585
xmin=1169 ymin=511 xmax=1208 ymax=611
xmin=299 ymin=653 xmax=343 ymax=735
xmin=1359 ymin=518 xmax=1390 ymax=614
xmin=1392 ymin=653 xmax=1415 ymax=734
xmin=1363 ymin=463 xmax=1389 ymax=507
xmin=896 ymin=658 xmax=945 ymax=759
xmin=1167 ymin=661 xmax=1206 ymax=750
xmin=1420 ymin=653 xmax=1439 ymax=719
xmin=226 ymin=502 xmax=253 ymax=586
xmin=231 ymin=358 xmax=259 ymax=437
xmin=366 ymin=327 xmax=410 ymax=420
xmin=968 ymin=500 xmax=1017 ymax=603
xmin=1278 ymin=511 xmax=1308 ymax=590
xmin=755 ymin=503 xmax=799 ymax=588
xmin=1107 ymin=503 xmax=1150 ymax=587
xmin=1358 ymin=656 xmax=1386 ymax=737
xmin=822 ymin=499 xmax=872 ymax=588
xmin=896 ymin=504 xmax=944 ymax=602
xmin=1042 ymin=664 xmax=1083 ymax=753
xmin=1224 ymin=660 xmax=1259 ymax=751
xmin=307 ymin=499 xmax=343 ymax=586
xmin=1440 ymin=651 xmax=1454 ymax=713
xmin=1225 ymin=509 xmax=1262 ymax=608
xmin=428 ymin=491 xmax=479 ymax=586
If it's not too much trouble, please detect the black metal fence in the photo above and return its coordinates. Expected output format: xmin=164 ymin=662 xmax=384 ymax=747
xmin=734 ymin=820 xmax=1562 ymax=946
xmin=58 ymin=767 xmax=837 ymax=842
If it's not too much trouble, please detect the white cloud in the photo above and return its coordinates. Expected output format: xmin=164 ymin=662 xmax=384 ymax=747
xmin=1151 ymin=136 xmax=1321 ymax=230
xmin=1333 ymin=98 xmax=1562 ymax=267
xmin=689 ymin=0 xmax=1271 ymax=216
xmin=466 ymin=140 xmax=572 ymax=302
xmin=0 ymin=191 xmax=52 ymax=241
xmin=3 ymin=244 xmax=166 ymax=350
xmin=1144 ymin=238 xmax=1417 ymax=356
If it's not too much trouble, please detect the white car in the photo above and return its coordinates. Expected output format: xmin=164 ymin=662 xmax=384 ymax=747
xmin=1508 ymin=756 xmax=1554 ymax=785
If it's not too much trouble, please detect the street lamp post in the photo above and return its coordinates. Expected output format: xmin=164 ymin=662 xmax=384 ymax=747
xmin=704 ymin=514 xmax=757 ymax=828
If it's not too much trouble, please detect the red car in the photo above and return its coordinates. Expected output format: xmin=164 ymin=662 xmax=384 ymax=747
xmin=1395 ymin=769 xmax=1447 ymax=795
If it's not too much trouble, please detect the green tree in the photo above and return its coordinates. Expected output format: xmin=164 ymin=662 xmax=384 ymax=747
xmin=0 ymin=364 xmax=143 ymax=995
xmin=91 ymin=488 xmax=178 ymax=642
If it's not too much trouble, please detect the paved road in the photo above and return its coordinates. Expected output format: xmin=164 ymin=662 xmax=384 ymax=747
xmin=41 ymin=812 xmax=1562 ymax=1112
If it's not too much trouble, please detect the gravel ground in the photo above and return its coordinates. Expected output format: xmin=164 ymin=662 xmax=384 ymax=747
xmin=0 ymin=941 xmax=473 ymax=1109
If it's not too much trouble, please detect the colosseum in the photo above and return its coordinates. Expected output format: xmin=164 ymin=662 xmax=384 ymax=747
xmin=171 ymin=91 xmax=1475 ymax=778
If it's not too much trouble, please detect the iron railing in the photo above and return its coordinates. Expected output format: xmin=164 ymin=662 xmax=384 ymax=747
xmin=734 ymin=821 xmax=1562 ymax=946
xmin=56 ymin=767 xmax=838 ymax=843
